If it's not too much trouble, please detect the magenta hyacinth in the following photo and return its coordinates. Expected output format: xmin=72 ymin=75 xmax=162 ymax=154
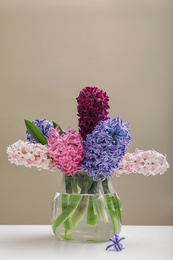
xmin=77 ymin=86 xmax=110 ymax=140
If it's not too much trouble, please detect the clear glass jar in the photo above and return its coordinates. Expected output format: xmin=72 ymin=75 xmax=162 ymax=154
xmin=52 ymin=171 xmax=121 ymax=242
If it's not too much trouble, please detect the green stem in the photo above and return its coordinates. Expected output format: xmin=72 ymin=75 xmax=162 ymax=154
xmin=111 ymin=194 xmax=122 ymax=223
xmin=71 ymin=178 xmax=78 ymax=193
xmin=71 ymin=196 xmax=89 ymax=227
xmin=88 ymin=181 xmax=101 ymax=194
xmin=102 ymin=179 xmax=109 ymax=194
xmin=92 ymin=194 xmax=109 ymax=222
xmin=105 ymin=194 xmax=120 ymax=234
xmin=62 ymin=194 xmax=73 ymax=236
xmin=65 ymin=175 xmax=72 ymax=193
xmin=65 ymin=176 xmax=78 ymax=193
xmin=86 ymin=196 xmax=98 ymax=225
xmin=80 ymin=175 xmax=93 ymax=194
xmin=52 ymin=194 xmax=82 ymax=234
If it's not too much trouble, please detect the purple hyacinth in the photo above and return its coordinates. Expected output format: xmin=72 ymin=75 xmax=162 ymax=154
xmin=106 ymin=234 xmax=125 ymax=251
xmin=76 ymin=86 xmax=110 ymax=140
xmin=26 ymin=119 xmax=53 ymax=143
xmin=82 ymin=117 xmax=131 ymax=181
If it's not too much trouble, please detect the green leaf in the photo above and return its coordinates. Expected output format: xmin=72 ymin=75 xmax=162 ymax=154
xmin=52 ymin=195 xmax=82 ymax=234
xmin=52 ymin=121 xmax=63 ymax=135
xmin=24 ymin=119 xmax=47 ymax=145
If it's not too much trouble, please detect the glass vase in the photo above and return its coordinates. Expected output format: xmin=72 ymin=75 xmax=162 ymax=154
xmin=52 ymin=171 xmax=122 ymax=242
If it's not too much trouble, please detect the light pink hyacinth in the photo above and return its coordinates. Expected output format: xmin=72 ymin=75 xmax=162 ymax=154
xmin=47 ymin=127 xmax=84 ymax=176
xmin=115 ymin=148 xmax=169 ymax=176
xmin=6 ymin=140 xmax=57 ymax=171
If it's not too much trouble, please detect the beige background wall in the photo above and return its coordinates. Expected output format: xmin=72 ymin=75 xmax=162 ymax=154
xmin=0 ymin=0 xmax=173 ymax=225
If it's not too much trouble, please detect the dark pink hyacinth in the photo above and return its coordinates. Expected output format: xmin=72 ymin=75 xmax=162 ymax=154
xmin=47 ymin=127 xmax=84 ymax=176
xmin=76 ymin=86 xmax=110 ymax=140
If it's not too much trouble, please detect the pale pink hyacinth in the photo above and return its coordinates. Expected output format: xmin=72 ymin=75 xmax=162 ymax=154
xmin=115 ymin=148 xmax=169 ymax=176
xmin=6 ymin=140 xmax=57 ymax=171
xmin=47 ymin=127 xmax=84 ymax=176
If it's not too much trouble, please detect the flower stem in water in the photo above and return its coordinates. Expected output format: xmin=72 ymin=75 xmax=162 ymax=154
xmin=71 ymin=196 xmax=89 ymax=227
xmin=52 ymin=194 xmax=82 ymax=235
xmin=86 ymin=196 xmax=98 ymax=226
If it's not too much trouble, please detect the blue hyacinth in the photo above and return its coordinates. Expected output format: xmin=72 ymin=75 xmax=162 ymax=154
xmin=82 ymin=117 xmax=131 ymax=181
xmin=26 ymin=119 xmax=53 ymax=143
xmin=106 ymin=234 xmax=125 ymax=251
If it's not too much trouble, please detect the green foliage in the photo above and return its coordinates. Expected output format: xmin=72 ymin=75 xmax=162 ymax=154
xmin=24 ymin=119 xmax=47 ymax=145
xmin=52 ymin=121 xmax=63 ymax=135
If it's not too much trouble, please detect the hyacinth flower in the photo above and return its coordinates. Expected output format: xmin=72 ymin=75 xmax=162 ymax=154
xmin=115 ymin=149 xmax=169 ymax=176
xmin=82 ymin=117 xmax=131 ymax=182
xmin=106 ymin=234 xmax=125 ymax=251
xmin=47 ymin=127 xmax=84 ymax=178
xmin=77 ymin=86 xmax=110 ymax=140
xmin=6 ymin=140 xmax=56 ymax=171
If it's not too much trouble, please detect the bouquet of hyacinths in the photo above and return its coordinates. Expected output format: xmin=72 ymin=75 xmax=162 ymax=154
xmin=6 ymin=86 xmax=169 ymax=241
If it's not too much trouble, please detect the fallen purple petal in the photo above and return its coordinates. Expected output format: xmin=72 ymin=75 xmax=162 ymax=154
xmin=106 ymin=234 xmax=125 ymax=252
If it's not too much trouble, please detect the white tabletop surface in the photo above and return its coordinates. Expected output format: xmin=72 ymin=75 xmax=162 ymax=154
xmin=0 ymin=225 xmax=172 ymax=260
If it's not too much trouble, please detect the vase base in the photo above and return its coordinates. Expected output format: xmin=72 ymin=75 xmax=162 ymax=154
xmin=53 ymin=222 xmax=121 ymax=243
xmin=55 ymin=235 xmax=111 ymax=243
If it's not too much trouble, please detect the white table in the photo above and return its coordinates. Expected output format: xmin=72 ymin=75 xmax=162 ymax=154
xmin=0 ymin=225 xmax=172 ymax=260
